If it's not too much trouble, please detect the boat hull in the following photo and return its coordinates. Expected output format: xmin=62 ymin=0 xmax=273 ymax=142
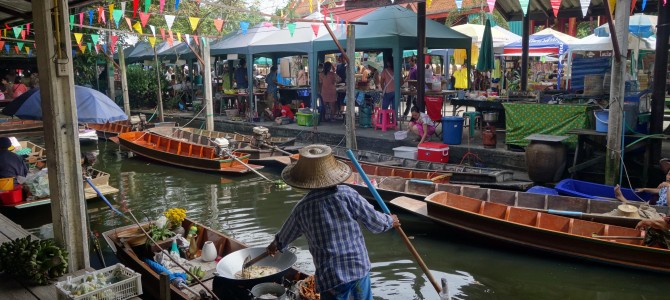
xmin=0 ymin=120 xmax=43 ymax=134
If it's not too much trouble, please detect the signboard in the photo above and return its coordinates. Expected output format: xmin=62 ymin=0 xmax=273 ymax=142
xmin=345 ymin=0 xmax=425 ymax=10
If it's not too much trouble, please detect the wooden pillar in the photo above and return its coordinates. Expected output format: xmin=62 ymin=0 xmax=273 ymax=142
xmin=345 ymin=24 xmax=357 ymax=150
xmin=32 ymin=0 xmax=89 ymax=271
xmin=417 ymin=2 xmax=426 ymax=113
xmin=605 ymin=0 xmax=631 ymax=185
xmin=202 ymin=40 xmax=214 ymax=131
xmin=118 ymin=44 xmax=131 ymax=117
xmin=568 ymin=18 xmax=577 ymax=36
xmin=106 ymin=23 xmax=116 ymax=102
xmin=521 ymin=15 xmax=530 ymax=91
xmin=650 ymin=1 xmax=670 ymax=162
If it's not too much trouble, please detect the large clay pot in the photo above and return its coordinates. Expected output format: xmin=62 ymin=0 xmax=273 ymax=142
xmin=525 ymin=140 xmax=567 ymax=183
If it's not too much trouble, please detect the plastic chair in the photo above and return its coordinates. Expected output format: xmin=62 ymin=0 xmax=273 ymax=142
xmin=462 ymin=111 xmax=481 ymax=138
xmin=374 ymin=109 xmax=397 ymax=132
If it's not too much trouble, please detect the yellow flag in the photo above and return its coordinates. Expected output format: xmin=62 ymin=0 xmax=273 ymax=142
xmin=608 ymin=0 xmax=616 ymax=14
xmin=309 ymin=0 xmax=313 ymax=13
xmin=149 ymin=36 xmax=156 ymax=48
xmin=74 ymin=32 xmax=83 ymax=45
xmin=25 ymin=46 xmax=30 ymax=54
xmin=79 ymin=45 xmax=87 ymax=53
xmin=188 ymin=17 xmax=200 ymax=32
xmin=427 ymin=0 xmax=433 ymax=8
xmin=177 ymin=32 xmax=181 ymax=43
xmin=109 ymin=4 xmax=114 ymax=22
xmin=133 ymin=21 xmax=143 ymax=34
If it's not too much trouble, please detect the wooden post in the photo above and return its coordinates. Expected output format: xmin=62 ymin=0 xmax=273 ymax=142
xmin=32 ymin=0 xmax=89 ymax=271
xmin=345 ymin=24 xmax=357 ymax=150
xmin=604 ymin=0 xmax=631 ymax=185
xmin=154 ymin=51 xmax=165 ymax=122
xmin=159 ymin=272 xmax=171 ymax=300
xmin=417 ymin=2 xmax=426 ymax=113
xmin=521 ymin=14 xmax=530 ymax=91
xmin=650 ymin=1 xmax=670 ymax=162
xmin=202 ymin=40 xmax=214 ymax=130
xmin=118 ymin=43 xmax=131 ymax=118
xmin=106 ymin=22 xmax=116 ymax=102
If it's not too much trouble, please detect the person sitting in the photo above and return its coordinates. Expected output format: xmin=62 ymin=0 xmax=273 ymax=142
xmin=614 ymin=169 xmax=670 ymax=206
xmin=407 ymin=106 xmax=436 ymax=144
xmin=0 ymin=137 xmax=28 ymax=184
xmin=12 ymin=76 xmax=28 ymax=99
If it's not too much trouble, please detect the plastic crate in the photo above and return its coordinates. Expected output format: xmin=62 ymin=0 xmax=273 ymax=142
xmin=296 ymin=112 xmax=319 ymax=126
xmin=55 ymin=263 xmax=142 ymax=300
xmin=0 ymin=185 xmax=22 ymax=204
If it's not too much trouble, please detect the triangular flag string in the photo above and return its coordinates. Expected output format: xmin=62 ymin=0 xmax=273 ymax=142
xmin=125 ymin=17 xmax=133 ymax=31
xmin=487 ymin=0 xmax=496 ymax=13
xmin=88 ymin=10 xmax=94 ymax=25
xmin=112 ymin=10 xmax=123 ymax=28
xmin=550 ymin=0 xmax=561 ymax=16
xmin=133 ymin=21 xmax=143 ymax=34
xmin=455 ymin=0 xmax=462 ymax=11
xmin=150 ymin=25 xmax=156 ymax=37
xmin=69 ymin=15 xmax=74 ymax=30
xmin=287 ymin=22 xmax=296 ymax=37
xmin=240 ymin=21 xmax=249 ymax=34
xmin=194 ymin=34 xmax=199 ymax=46
xmin=91 ymin=34 xmax=99 ymax=45
xmin=79 ymin=12 xmax=84 ymax=28
xmin=311 ymin=23 xmax=319 ymax=37
xmin=519 ymin=0 xmax=530 ymax=16
xmin=145 ymin=0 xmax=151 ymax=13
xmin=608 ymin=0 xmax=616 ymax=14
xmin=160 ymin=27 xmax=166 ymax=40
xmin=74 ymin=32 xmax=83 ymax=45
xmin=133 ymin=0 xmax=139 ymax=18
xmin=159 ymin=0 xmax=165 ymax=13
xmin=580 ymin=0 xmax=590 ymax=16
xmin=185 ymin=33 xmax=190 ymax=45
xmin=214 ymin=18 xmax=224 ymax=32
xmin=189 ymin=17 xmax=200 ymax=32
xmin=149 ymin=36 xmax=156 ymax=48
xmin=120 ymin=1 xmax=126 ymax=16
xmin=165 ymin=15 xmax=175 ymax=30
xmin=139 ymin=12 xmax=151 ymax=27
xmin=108 ymin=4 xmax=114 ymax=24
xmin=20 ymin=30 xmax=26 ymax=40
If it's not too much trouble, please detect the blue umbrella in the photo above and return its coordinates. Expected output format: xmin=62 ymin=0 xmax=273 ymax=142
xmin=2 ymin=86 xmax=127 ymax=123
xmin=594 ymin=13 xmax=656 ymax=38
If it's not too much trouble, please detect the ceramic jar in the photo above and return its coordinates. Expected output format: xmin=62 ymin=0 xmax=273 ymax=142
xmin=201 ymin=241 xmax=217 ymax=262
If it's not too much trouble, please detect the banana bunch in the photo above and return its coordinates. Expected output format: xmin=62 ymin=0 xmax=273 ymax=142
xmin=0 ymin=236 xmax=69 ymax=285
xmin=186 ymin=266 xmax=205 ymax=283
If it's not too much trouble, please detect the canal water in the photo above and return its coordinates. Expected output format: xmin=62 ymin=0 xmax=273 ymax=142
xmin=24 ymin=141 xmax=669 ymax=300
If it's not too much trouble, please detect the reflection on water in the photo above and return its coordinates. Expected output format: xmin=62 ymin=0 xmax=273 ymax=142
xmin=18 ymin=141 xmax=670 ymax=300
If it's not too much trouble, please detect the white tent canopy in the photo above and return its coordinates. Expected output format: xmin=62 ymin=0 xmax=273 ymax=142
xmin=451 ymin=24 xmax=521 ymax=50
xmin=569 ymin=33 xmax=656 ymax=52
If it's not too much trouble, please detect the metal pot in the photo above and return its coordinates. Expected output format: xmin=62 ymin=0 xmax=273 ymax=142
xmin=215 ymin=247 xmax=297 ymax=287
xmin=483 ymin=112 xmax=499 ymax=123
xmin=250 ymin=282 xmax=287 ymax=300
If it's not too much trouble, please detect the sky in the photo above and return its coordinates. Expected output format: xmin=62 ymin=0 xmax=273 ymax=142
xmin=246 ymin=0 xmax=291 ymax=14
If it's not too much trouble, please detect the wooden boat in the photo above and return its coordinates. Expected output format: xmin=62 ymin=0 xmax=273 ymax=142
xmin=15 ymin=140 xmax=47 ymax=165
xmin=345 ymin=172 xmax=670 ymax=228
xmin=0 ymin=120 xmax=42 ymax=135
xmin=391 ymin=192 xmax=670 ymax=274
xmin=330 ymin=146 xmax=533 ymax=190
xmin=555 ymin=179 xmax=655 ymax=202
xmin=103 ymin=218 xmax=309 ymax=300
xmin=148 ymin=127 xmax=295 ymax=160
xmin=2 ymin=168 xmax=119 ymax=209
xmin=118 ymin=131 xmax=263 ymax=174
xmin=85 ymin=121 xmax=132 ymax=140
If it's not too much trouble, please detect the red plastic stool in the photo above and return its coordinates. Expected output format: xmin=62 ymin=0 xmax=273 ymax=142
xmin=374 ymin=109 xmax=396 ymax=132
xmin=372 ymin=107 xmax=380 ymax=128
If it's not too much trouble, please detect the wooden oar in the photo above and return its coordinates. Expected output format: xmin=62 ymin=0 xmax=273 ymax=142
xmin=591 ymin=233 xmax=644 ymax=240
xmin=346 ymin=149 xmax=442 ymax=294
xmin=221 ymin=148 xmax=271 ymax=182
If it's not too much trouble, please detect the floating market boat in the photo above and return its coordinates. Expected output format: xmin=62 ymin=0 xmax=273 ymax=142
xmin=390 ymin=192 xmax=670 ymax=273
xmin=15 ymin=140 xmax=47 ymax=165
xmin=1 ymin=168 xmax=118 ymax=209
xmin=330 ymin=146 xmax=532 ymax=190
xmin=555 ymin=179 xmax=655 ymax=202
xmin=0 ymin=120 xmax=43 ymax=134
xmin=345 ymin=173 xmax=669 ymax=228
xmin=148 ymin=126 xmax=295 ymax=160
xmin=118 ymin=131 xmax=263 ymax=174
xmin=78 ymin=128 xmax=98 ymax=144
xmin=85 ymin=121 xmax=132 ymax=140
xmin=103 ymin=218 xmax=309 ymax=300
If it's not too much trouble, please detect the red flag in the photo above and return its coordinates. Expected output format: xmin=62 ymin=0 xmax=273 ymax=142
xmin=311 ymin=24 xmax=319 ymax=37
xmin=110 ymin=34 xmax=118 ymax=54
xmin=193 ymin=35 xmax=199 ymax=45
xmin=160 ymin=27 xmax=166 ymax=40
xmin=20 ymin=29 xmax=26 ymax=40
xmin=214 ymin=18 xmax=224 ymax=32
xmin=133 ymin=0 xmax=139 ymax=18
xmin=139 ymin=12 xmax=151 ymax=27
xmin=631 ymin=0 xmax=638 ymax=13
xmin=26 ymin=23 xmax=30 ymax=34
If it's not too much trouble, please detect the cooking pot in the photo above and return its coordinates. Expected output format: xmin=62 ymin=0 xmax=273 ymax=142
xmin=250 ymin=282 xmax=288 ymax=300
xmin=215 ymin=247 xmax=297 ymax=288
xmin=483 ymin=112 xmax=498 ymax=123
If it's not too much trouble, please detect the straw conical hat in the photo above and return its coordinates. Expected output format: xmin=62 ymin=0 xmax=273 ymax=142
xmin=281 ymin=145 xmax=351 ymax=189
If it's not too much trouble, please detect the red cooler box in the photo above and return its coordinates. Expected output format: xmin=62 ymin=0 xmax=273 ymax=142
xmin=417 ymin=142 xmax=449 ymax=163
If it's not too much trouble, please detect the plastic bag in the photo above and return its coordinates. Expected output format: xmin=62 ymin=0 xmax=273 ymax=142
xmin=25 ymin=169 xmax=50 ymax=198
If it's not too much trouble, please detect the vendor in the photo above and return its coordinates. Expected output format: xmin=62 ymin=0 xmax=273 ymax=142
xmin=408 ymin=106 xmax=436 ymax=144
xmin=266 ymin=145 xmax=399 ymax=299
xmin=0 ymin=137 xmax=28 ymax=184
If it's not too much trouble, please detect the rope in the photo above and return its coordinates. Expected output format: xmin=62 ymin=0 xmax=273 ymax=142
xmin=146 ymin=106 xmax=158 ymax=123
xmin=181 ymin=103 xmax=208 ymax=128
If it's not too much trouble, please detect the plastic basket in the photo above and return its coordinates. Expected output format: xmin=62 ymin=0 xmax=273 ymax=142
xmin=0 ymin=177 xmax=13 ymax=191
xmin=394 ymin=131 xmax=408 ymax=140
xmin=55 ymin=263 xmax=142 ymax=300
xmin=296 ymin=112 xmax=319 ymax=126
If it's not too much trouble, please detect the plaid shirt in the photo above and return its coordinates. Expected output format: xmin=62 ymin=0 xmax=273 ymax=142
xmin=274 ymin=185 xmax=394 ymax=292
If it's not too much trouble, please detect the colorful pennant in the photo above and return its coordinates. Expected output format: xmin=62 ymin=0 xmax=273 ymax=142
xmin=608 ymin=0 xmax=616 ymax=14
xmin=287 ymin=23 xmax=296 ymax=37
xmin=150 ymin=25 xmax=156 ymax=37
xmin=69 ymin=15 xmax=74 ymax=30
xmin=110 ymin=35 xmax=118 ymax=54
xmin=189 ymin=17 xmax=200 ymax=32
xmin=580 ymin=0 xmax=590 ymax=16
xmin=145 ymin=0 xmax=151 ymax=13
xmin=160 ymin=28 xmax=166 ymax=40
xmin=125 ymin=17 xmax=133 ymax=31
xmin=112 ymin=10 xmax=123 ymax=28
xmin=240 ymin=21 xmax=249 ymax=34
xmin=108 ymin=4 xmax=114 ymax=24
xmin=487 ymin=0 xmax=496 ymax=12
xmin=74 ymin=32 xmax=83 ymax=45
xmin=133 ymin=0 xmax=139 ymax=17
xmin=88 ymin=10 xmax=94 ymax=25
xmin=91 ymin=34 xmax=99 ymax=45
xmin=519 ymin=0 xmax=530 ymax=16
xmin=139 ymin=12 xmax=151 ymax=27
xmin=133 ymin=21 xmax=143 ymax=34
xmin=79 ymin=12 xmax=84 ymax=27
xmin=20 ymin=30 xmax=26 ymax=40
xmin=455 ymin=0 xmax=462 ymax=10
xmin=184 ymin=33 xmax=190 ymax=45
xmin=550 ymin=0 xmax=561 ymax=16
xmin=160 ymin=0 xmax=165 ymax=13
xmin=311 ymin=24 xmax=319 ymax=37
xmin=149 ymin=36 xmax=156 ymax=48
xmin=165 ymin=15 xmax=175 ymax=30
xmin=214 ymin=19 xmax=224 ymax=32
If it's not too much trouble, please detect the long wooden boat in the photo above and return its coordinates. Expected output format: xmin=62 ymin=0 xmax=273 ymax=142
xmin=149 ymin=127 xmax=295 ymax=160
xmin=103 ymin=218 xmax=309 ymax=300
xmin=345 ymin=172 xmax=670 ymax=228
xmin=390 ymin=192 xmax=670 ymax=274
xmin=86 ymin=121 xmax=133 ymax=140
xmin=330 ymin=146 xmax=533 ymax=190
xmin=1 ymin=168 xmax=119 ymax=209
xmin=16 ymin=140 xmax=46 ymax=165
xmin=118 ymin=131 xmax=263 ymax=174
xmin=0 ymin=120 xmax=43 ymax=135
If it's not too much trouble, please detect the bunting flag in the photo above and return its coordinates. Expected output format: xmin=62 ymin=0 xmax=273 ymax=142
xmin=133 ymin=0 xmax=139 ymax=17
xmin=133 ymin=21 xmax=143 ymax=34
xmin=214 ymin=18 xmax=224 ymax=32
xmin=642 ymin=0 xmax=647 ymax=10
xmin=160 ymin=0 xmax=165 ymax=13
xmin=608 ymin=0 xmax=616 ymax=14
xmin=189 ymin=17 xmax=200 ymax=32
xmin=177 ymin=32 xmax=181 ymax=43
xmin=175 ymin=0 xmax=180 ymax=10
xmin=519 ymin=0 xmax=530 ymax=15
xmin=20 ymin=30 xmax=26 ymax=40
xmin=262 ymin=21 xmax=271 ymax=28
xmin=427 ymin=0 xmax=432 ymax=8
xmin=194 ymin=35 xmax=199 ymax=45
xmin=580 ymin=0 xmax=589 ymax=16
xmin=99 ymin=7 xmax=106 ymax=24
xmin=455 ymin=0 xmax=462 ymax=10
xmin=108 ymin=4 xmax=114 ymax=23
xmin=0 ymin=41 xmax=4 ymax=51
xmin=287 ymin=22 xmax=296 ymax=37
xmin=69 ymin=15 xmax=74 ymax=30
xmin=74 ymin=32 xmax=83 ymax=45
xmin=88 ymin=10 xmax=94 ymax=25
xmin=112 ymin=10 xmax=123 ymax=28
xmin=139 ymin=12 xmax=151 ymax=27
xmin=240 ymin=21 xmax=249 ymax=34
xmin=487 ymin=0 xmax=496 ymax=12
xmin=121 ymin=1 xmax=126 ymax=15
xmin=101 ymin=43 xmax=107 ymax=54
xmin=26 ymin=23 xmax=30 ymax=33
xmin=79 ymin=12 xmax=84 ymax=27
xmin=150 ymin=25 xmax=156 ymax=36
xmin=330 ymin=13 xmax=334 ymax=29
xmin=311 ymin=24 xmax=319 ymax=37
xmin=165 ymin=15 xmax=175 ymax=30
xmin=185 ymin=33 xmax=190 ymax=45
xmin=631 ymin=0 xmax=637 ymax=13
xmin=91 ymin=34 xmax=99 ymax=45
xmin=4 ymin=44 xmax=9 ymax=53
xmin=550 ymin=0 xmax=560 ymax=16
xmin=79 ymin=45 xmax=86 ymax=53
xmin=309 ymin=0 xmax=313 ymax=13
xmin=26 ymin=47 xmax=31 ymax=55
xmin=125 ymin=17 xmax=133 ymax=31
xmin=110 ymin=35 xmax=118 ymax=54
xmin=168 ymin=30 xmax=174 ymax=46
xmin=94 ymin=44 xmax=99 ymax=54
xmin=149 ymin=36 xmax=156 ymax=47
xmin=16 ymin=42 xmax=23 ymax=52
xmin=87 ymin=42 xmax=92 ymax=53
xmin=14 ymin=46 xmax=19 ymax=54
xmin=145 ymin=0 xmax=151 ymax=13
xmin=160 ymin=28 xmax=166 ymax=40
xmin=201 ymin=36 xmax=207 ymax=46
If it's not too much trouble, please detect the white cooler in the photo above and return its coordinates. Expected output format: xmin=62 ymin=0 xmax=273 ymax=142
xmin=392 ymin=146 xmax=418 ymax=160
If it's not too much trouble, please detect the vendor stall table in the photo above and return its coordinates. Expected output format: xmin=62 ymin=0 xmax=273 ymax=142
xmin=218 ymin=92 xmax=265 ymax=117
xmin=450 ymin=99 xmax=504 ymax=116
xmin=503 ymin=103 xmax=594 ymax=149
xmin=278 ymin=87 xmax=311 ymax=107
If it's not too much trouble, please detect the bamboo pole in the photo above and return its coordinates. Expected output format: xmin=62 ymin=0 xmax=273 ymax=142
xmin=345 ymin=24 xmax=357 ymax=150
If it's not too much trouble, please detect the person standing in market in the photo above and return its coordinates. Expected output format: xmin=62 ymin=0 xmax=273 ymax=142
xmin=266 ymin=144 xmax=400 ymax=300
xmin=335 ymin=55 xmax=347 ymax=115
xmin=0 ymin=137 xmax=28 ymax=184
xmin=319 ymin=62 xmax=339 ymax=121
xmin=380 ymin=57 xmax=402 ymax=110
xmin=403 ymin=57 xmax=418 ymax=117
xmin=234 ymin=59 xmax=249 ymax=89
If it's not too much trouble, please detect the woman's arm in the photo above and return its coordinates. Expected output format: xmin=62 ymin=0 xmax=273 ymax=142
xmin=419 ymin=123 xmax=428 ymax=144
